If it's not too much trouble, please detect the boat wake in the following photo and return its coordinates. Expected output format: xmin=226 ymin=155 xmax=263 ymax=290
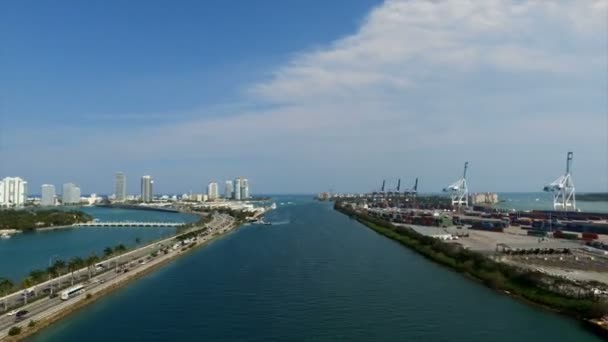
xmin=269 ymin=220 xmax=290 ymax=226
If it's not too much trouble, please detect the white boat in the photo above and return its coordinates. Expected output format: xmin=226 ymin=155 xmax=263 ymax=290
xmin=1 ymin=233 xmax=10 ymax=240
xmin=270 ymin=203 xmax=277 ymax=210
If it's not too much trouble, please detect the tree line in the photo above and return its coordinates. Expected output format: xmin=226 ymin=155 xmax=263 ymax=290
xmin=0 ymin=242 xmax=130 ymax=298
xmin=0 ymin=209 xmax=93 ymax=231
xmin=335 ymin=202 xmax=608 ymax=319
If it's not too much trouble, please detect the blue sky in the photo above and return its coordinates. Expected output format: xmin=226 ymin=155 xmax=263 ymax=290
xmin=1 ymin=0 xmax=606 ymax=195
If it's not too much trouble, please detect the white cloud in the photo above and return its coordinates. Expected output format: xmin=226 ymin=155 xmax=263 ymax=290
xmin=5 ymin=0 xmax=606 ymax=193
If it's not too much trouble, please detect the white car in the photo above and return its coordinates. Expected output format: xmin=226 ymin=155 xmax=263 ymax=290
xmin=6 ymin=310 xmax=17 ymax=316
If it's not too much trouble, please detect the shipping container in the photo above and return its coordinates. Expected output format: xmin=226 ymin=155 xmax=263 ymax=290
xmin=582 ymin=232 xmax=599 ymax=240
xmin=527 ymin=230 xmax=547 ymax=237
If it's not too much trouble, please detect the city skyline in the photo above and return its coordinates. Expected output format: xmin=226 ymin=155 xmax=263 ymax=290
xmin=1 ymin=1 xmax=606 ymax=194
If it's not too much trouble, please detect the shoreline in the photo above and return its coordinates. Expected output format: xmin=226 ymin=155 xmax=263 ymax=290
xmin=0 ymin=219 xmax=240 ymax=341
xmin=334 ymin=204 xmax=608 ymax=340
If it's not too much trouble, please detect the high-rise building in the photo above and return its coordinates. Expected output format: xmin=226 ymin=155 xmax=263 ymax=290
xmin=233 ymin=177 xmax=242 ymax=200
xmin=115 ymin=172 xmax=127 ymax=202
xmin=207 ymin=182 xmax=219 ymax=200
xmin=224 ymin=180 xmax=234 ymax=199
xmin=241 ymin=178 xmax=250 ymax=199
xmin=62 ymin=183 xmax=81 ymax=205
xmin=41 ymin=184 xmax=56 ymax=206
xmin=141 ymin=175 xmax=154 ymax=202
xmin=0 ymin=177 xmax=28 ymax=207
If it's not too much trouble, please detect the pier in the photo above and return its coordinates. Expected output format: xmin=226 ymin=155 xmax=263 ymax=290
xmin=74 ymin=221 xmax=183 ymax=227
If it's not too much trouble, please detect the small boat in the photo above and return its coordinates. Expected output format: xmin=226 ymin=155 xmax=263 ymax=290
xmin=252 ymin=219 xmax=272 ymax=226
xmin=1 ymin=233 xmax=10 ymax=239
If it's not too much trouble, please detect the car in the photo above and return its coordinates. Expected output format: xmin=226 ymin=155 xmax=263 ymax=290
xmin=6 ymin=310 xmax=17 ymax=316
xmin=15 ymin=310 xmax=28 ymax=318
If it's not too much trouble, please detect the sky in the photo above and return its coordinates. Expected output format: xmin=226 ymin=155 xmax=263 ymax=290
xmin=1 ymin=0 xmax=606 ymax=195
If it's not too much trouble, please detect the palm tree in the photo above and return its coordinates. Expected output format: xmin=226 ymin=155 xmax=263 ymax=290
xmin=52 ymin=259 xmax=67 ymax=277
xmin=67 ymin=257 xmax=84 ymax=285
xmin=114 ymin=244 xmax=127 ymax=254
xmin=103 ymin=247 xmax=113 ymax=257
xmin=28 ymin=269 xmax=46 ymax=285
xmin=85 ymin=254 xmax=100 ymax=279
xmin=0 ymin=278 xmax=13 ymax=311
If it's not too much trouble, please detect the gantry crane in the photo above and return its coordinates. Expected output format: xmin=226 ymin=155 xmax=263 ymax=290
xmin=543 ymin=152 xmax=576 ymax=211
xmin=443 ymin=162 xmax=469 ymax=209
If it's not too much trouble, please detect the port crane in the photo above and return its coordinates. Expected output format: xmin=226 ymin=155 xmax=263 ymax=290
xmin=543 ymin=152 xmax=576 ymax=211
xmin=443 ymin=162 xmax=469 ymax=209
xmin=401 ymin=178 xmax=418 ymax=195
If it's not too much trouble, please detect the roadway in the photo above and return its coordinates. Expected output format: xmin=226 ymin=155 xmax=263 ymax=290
xmin=0 ymin=213 xmax=235 ymax=338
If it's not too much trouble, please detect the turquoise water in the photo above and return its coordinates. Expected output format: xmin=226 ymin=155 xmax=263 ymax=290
xmin=28 ymin=196 xmax=601 ymax=341
xmin=495 ymin=192 xmax=608 ymax=213
xmin=0 ymin=207 xmax=197 ymax=282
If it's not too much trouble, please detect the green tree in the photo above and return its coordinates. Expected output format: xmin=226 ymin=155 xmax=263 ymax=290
xmin=0 ymin=278 xmax=13 ymax=296
xmin=85 ymin=254 xmax=100 ymax=279
xmin=27 ymin=269 xmax=46 ymax=285
xmin=0 ymin=278 xmax=14 ymax=311
xmin=135 ymin=237 xmax=141 ymax=245
xmin=103 ymin=247 xmax=113 ymax=257
xmin=21 ymin=277 xmax=34 ymax=290
xmin=114 ymin=244 xmax=127 ymax=254
xmin=8 ymin=326 xmax=21 ymax=336
xmin=68 ymin=257 xmax=84 ymax=285
xmin=51 ymin=259 xmax=67 ymax=277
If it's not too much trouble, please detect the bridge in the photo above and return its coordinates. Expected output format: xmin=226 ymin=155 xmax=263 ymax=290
xmin=74 ymin=221 xmax=184 ymax=227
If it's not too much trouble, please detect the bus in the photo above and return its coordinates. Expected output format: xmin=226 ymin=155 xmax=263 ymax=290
xmin=60 ymin=284 xmax=85 ymax=300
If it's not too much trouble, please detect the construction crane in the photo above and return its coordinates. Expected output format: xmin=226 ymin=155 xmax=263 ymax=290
xmin=443 ymin=162 xmax=469 ymax=209
xmin=543 ymin=152 xmax=576 ymax=211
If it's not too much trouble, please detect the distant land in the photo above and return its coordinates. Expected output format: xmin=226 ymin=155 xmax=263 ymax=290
xmin=577 ymin=193 xmax=608 ymax=202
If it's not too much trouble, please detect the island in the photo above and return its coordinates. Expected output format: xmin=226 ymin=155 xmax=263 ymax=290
xmin=0 ymin=209 xmax=93 ymax=231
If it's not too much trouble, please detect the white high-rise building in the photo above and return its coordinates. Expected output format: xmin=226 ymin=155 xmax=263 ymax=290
xmin=233 ymin=177 xmax=242 ymax=200
xmin=241 ymin=178 xmax=249 ymax=199
xmin=224 ymin=180 xmax=234 ymax=199
xmin=0 ymin=177 xmax=28 ymax=207
xmin=141 ymin=175 xmax=154 ymax=202
xmin=41 ymin=184 xmax=56 ymax=206
xmin=207 ymin=182 xmax=219 ymax=200
xmin=62 ymin=183 xmax=81 ymax=205
xmin=115 ymin=172 xmax=127 ymax=202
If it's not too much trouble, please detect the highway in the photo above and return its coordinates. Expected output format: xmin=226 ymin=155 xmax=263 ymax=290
xmin=0 ymin=213 xmax=235 ymax=338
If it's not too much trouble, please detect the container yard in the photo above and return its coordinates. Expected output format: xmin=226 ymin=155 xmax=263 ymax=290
xmin=328 ymin=152 xmax=608 ymax=286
